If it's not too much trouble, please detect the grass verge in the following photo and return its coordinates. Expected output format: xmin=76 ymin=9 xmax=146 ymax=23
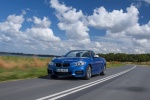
xmin=133 ymin=62 xmax=150 ymax=66
xmin=0 ymin=56 xmax=51 ymax=82
xmin=107 ymin=61 xmax=125 ymax=68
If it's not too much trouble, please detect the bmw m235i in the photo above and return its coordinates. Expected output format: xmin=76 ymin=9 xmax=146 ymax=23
xmin=47 ymin=50 xmax=106 ymax=80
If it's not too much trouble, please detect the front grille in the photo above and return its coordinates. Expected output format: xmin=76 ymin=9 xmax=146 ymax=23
xmin=55 ymin=63 xmax=70 ymax=67
xmin=56 ymin=63 xmax=61 ymax=67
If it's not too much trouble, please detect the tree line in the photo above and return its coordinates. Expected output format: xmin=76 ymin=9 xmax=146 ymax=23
xmin=98 ymin=53 xmax=150 ymax=62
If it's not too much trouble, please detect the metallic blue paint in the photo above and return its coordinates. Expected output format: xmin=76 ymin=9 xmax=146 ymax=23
xmin=47 ymin=50 xmax=106 ymax=78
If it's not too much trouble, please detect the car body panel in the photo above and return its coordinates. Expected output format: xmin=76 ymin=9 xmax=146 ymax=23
xmin=48 ymin=50 xmax=106 ymax=78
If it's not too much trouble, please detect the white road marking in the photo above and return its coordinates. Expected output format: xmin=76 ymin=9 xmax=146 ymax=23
xmin=36 ymin=66 xmax=136 ymax=100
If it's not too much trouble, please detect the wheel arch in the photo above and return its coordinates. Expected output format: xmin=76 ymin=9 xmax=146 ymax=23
xmin=88 ymin=64 xmax=93 ymax=71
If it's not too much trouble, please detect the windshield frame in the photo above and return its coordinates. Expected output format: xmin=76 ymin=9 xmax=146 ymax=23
xmin=64 ymin=50 xmax=94 ymax=58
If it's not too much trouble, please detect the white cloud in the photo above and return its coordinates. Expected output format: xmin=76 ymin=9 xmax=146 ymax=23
xmin=58 ymin=21 xmax=89 ymax=40
xmin=50 ymin=0 xmax=90 ymax=42
xmin=0 ymin=14 xmax=61 ymax=54
xmin=26 ymin=18 xmax=32 ymax=22
xmin=144 ymin=0 xmax=150 ymax=4
xmin=86 ymin=4 xmax=150 ymax=54
xmin=22 ymin=10 xmax=26 ymax=15
xmin=33 ymin=16 xmax=51 ymax=28
xmin=87 ymin=5 xmax=139 ymax=33
xmin=0 ymin=14 xmax=24 ymax=33
xmin=49 ymin=0 xmax=150 ymax=54
xmin=26 ymin=27 xmax=60 ymax=42
xmin=1 ymin=1 xmax=150 ymax=55
xmin=133 ymin=38 xmax=150 ymax=48
xmin=26 ymin=16 xmax=60 ymax=42
xmin=50 ymin=0 xmax=71 ymax=14
xmin=126 ymin=22 xmax=150 ymax=39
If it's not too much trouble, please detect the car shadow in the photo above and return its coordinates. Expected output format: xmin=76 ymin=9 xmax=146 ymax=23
xmin=38 ymin=74 xmax=101 ymax=81
xmin=38 ymin=75 xmax=82 ymax=81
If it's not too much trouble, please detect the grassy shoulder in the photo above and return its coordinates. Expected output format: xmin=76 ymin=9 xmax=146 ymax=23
xmin=0 ymin=56 xmax=126 ymax=82
xmin=107 ymin=61 xmax=126 ymax=68
xmin=133 ymin=62 xmax=150 ymax=66
xmin=0 ymin=56 xmax=51 ymax=82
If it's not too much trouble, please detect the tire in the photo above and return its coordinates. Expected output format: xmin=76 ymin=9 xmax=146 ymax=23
xmin=100 ymin=65 xmax=106 ymax=75
xmin=84 ymin=65 xmax=92 ymax=80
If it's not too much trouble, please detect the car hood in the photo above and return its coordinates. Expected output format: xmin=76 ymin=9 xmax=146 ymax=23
xmin=52 ymin=57 xmax=90 ymax=63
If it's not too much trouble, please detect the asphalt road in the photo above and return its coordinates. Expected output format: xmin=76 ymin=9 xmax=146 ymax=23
xmin=0 ymin=65 xmax=150 ymax=100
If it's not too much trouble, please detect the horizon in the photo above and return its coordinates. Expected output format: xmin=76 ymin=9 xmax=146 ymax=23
xmin=0 ymin=51 xmax=150 ymax=56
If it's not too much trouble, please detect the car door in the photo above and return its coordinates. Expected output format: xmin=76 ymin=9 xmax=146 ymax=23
xmin=91 ymin=57 xmax=103 ymax=74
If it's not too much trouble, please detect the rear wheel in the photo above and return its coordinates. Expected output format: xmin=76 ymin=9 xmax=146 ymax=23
xmin=84 ymin=65 xmax=91 ymax=80
xmin=100 ymin=65 xmax=106 ymax=75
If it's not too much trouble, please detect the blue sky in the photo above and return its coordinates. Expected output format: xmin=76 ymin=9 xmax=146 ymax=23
xmin=0 ymin=0 xmax=150 ymax=55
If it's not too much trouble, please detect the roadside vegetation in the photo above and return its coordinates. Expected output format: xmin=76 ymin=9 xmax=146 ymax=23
xmin=98 ymin=53 xmax=150 ymax=62
xmin=0 ymin=54 xmax=149 ymax=82
xmin=98 ymin=53 xmax=150 ymax=66
xmin=0 ymin=56 xmax=51 ymax=82
xmin=106 ymin=61 xmax=125 ymax=68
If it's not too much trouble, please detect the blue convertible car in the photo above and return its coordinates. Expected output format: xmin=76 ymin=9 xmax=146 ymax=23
xmin=47 ymin=50 xmax=106 ymax=80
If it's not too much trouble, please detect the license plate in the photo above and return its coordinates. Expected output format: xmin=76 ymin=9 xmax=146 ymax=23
xmin=57 ymin=69 xmax=68 ymax=72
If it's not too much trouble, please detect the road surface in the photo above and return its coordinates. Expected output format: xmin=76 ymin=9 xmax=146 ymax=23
xmin=0 ymin=65 xmax=150 ymax=100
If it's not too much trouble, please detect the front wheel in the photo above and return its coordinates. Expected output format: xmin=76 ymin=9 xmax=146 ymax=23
xmin=84 ymin=65 xmax=92 ymax=80
xmin=100 ymin=65 xmax=106 ymax=75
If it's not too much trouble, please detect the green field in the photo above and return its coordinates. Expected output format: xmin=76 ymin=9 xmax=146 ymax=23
xmin=0 ymin=56 xmax=137 ymax=82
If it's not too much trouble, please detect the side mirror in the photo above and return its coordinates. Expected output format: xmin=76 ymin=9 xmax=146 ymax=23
xmin=94 ymin=54 xmax=99 ymax=58
xmin=61 ymin=55 xmax=64 ymax=57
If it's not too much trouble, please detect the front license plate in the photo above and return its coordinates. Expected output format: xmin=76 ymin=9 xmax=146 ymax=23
xmin=57 ymin=69 xmax=68 ymax=72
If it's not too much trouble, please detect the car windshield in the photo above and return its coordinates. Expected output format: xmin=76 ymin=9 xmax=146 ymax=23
xmin=65 ymin=50 xmax=91 ymax=57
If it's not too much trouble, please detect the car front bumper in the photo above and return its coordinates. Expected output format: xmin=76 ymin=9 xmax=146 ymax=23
xmin=47 ymin=65 xmax=86 ymax=78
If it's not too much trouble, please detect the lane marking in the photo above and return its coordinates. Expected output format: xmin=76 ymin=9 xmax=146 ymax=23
xmin=36 ymin=66 xmax=136 ymax=100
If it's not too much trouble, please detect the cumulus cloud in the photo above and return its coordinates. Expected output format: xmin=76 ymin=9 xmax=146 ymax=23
xmin=0 ymin=14 xmax=26 ymax=48
xmin=26 ymin=27 xmax=60 ymax=42
xmin=87 ymin=5 xmax=139 ymax=33
xmin=133 ymin=39 xmax=150 ymax=47
xmin=86 ymin=4 xmax=150 ymax=53
xmin=1 ymin=0 xmax=150 ymax=54
xmin=126 ymin=22 xmax=150 ymax=39
xmin=50 ymin=0 xmax=90 ymax=42
xmin=49 ymin=0 xmax=150 ymax=54
xmin=50 ymin=0 xmax=70 ymax=14
xmin=0 ymin=14 xmax=24 ymax=33
xmin=0 ymin=13 xmax=61 ymax=54
xmin=33 ymin=16 xmax=51 ymax=28
xmin=26 ymin=16 xmax=60 ymax=42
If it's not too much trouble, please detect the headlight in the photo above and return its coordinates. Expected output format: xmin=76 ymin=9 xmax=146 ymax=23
xmin=49 ymin=62 xmax=55 ymax=66
xmin=74 ymin=61 xmax=86 ymax=66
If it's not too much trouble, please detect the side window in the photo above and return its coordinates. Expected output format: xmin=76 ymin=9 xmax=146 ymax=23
xmin=82 ymin=51 xmax=90 ymax=57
